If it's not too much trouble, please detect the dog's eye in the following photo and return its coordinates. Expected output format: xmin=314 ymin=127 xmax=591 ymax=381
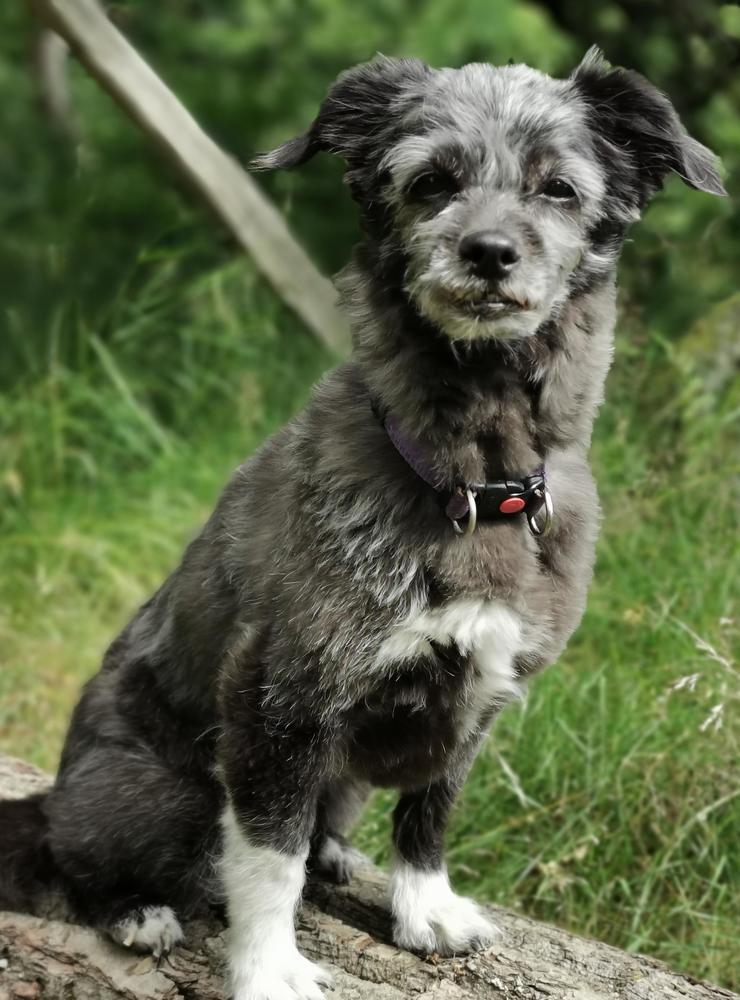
xmin=406 ymin=170 xmax=459 ymax=204
xmin=542 ymin=178 xmax=577 ymax=201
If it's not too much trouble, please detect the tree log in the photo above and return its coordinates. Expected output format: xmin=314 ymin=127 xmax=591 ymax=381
xmin=24 ymin=0 xmax=350 ymax=355
xmin=0 ymin=755 xmax=736 ymax=1000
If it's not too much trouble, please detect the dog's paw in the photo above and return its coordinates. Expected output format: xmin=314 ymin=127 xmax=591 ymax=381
xmin=233 ymin=951 xmax=332 ymax=1000
xmin=110 ymin=904 xmax=184 ymax=958
xmin=312 ymin=834 xmax=367 ymax=885
xmin=394 ymin=891 xmax=499 ymax=955
xmin=390 ymin=863 xmax=500 ymax=956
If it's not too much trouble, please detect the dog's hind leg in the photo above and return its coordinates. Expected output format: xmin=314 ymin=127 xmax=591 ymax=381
xmin=45 ymin=745 xmax=221 ymax=957
xmin=108 ymin=903 xmax=185 ymax=958
xmin=309 ymin=777 xmax=370 ymax=884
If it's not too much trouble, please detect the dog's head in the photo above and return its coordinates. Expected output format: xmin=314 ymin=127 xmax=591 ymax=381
xmin=255 ymin=48 xmax=725 ymax=343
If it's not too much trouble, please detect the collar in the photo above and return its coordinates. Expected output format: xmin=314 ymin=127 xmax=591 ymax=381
xmin=374 ymin=402 xmax=553 ymax=537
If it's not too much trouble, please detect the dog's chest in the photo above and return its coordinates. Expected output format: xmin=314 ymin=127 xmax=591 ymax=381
xmin=347 ymin=598 xmax=523 ymax=786
xmin=379 ymin=596 xmax=524 ymax=720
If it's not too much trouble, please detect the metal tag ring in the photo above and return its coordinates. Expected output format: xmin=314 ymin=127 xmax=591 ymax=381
xmin=452 ymin=488 xmax=477 ymax=536
xmin=527 ymin=486 xmax=553 ymax=537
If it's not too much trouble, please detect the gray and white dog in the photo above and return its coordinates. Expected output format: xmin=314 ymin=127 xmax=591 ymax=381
xmin=0 ymin=48 xmax=724 ymax=1000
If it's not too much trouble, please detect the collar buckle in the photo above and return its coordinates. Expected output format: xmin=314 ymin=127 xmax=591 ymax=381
xmin=445 ymin=474 xmax=553 ymax=537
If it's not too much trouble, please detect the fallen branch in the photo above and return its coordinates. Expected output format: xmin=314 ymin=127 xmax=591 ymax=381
xmin=33 ymin=30 xmax=80 ymax=140
xmin=1 ymin=755 xmax=737 ymax=1000
xmin=24 ymin=0 xmax=350 ymax=355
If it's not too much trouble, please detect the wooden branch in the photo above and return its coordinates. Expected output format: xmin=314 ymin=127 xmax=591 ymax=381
xmin=1 ymin=755 xmax=737 ymax=1000
xmin=34 ymin=30 xmax=80 ymax=140
xmin=24 ymin=0 xmax=350 ymax=356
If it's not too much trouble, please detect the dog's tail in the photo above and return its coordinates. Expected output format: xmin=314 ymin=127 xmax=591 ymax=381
xmin=0 ymin=794 xmax=56 ymax=909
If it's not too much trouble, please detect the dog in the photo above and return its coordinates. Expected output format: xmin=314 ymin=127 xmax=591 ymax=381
xmin=0 ymin=47 xmax=724 ymax=1000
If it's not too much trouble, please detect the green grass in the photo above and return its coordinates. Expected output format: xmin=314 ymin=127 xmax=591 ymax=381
xmin=0 ymin=257 xmax=737 ymax=989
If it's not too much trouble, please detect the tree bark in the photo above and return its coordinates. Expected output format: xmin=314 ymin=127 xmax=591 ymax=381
xmin=24 ymin=0 xmax=350 ymax=356
xmin=0 ymin=756 xmax=736 ymax=1000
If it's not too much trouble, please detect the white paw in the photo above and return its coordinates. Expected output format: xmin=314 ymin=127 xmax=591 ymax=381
xmin=111 ymin=904 xmax=184 ymax=957
xmin=313 ymin=835 xmax=367 ymax=885
xmin=232 ymin=949 xmax=332 ymax=1000
xmin=395 ymin=891 xmax=499 ymax=955
xmin=390 ymin=863 xmax=500 ymax=956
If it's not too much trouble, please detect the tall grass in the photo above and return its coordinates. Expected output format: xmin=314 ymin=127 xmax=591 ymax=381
xmin=0 ymin=254 xmax=331 ymax=762
xmin=0 ymin=251 xmax=737 ymax=988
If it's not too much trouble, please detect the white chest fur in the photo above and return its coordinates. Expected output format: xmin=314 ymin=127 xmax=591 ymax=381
xmin=375 ymin=598 xmax=524 ymax=734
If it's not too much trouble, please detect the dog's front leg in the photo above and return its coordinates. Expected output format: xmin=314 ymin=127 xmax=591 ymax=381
xmin=219 ymin=697 xmax=333 ymax=1000
xmin=390 ymin=776 xmax=500 ymax=956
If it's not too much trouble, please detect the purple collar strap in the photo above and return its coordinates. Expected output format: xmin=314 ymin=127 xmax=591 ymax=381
xmin=379 ymin=406 xmax=553 ymax=537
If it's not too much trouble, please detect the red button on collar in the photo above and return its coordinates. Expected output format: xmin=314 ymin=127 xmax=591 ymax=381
xmin=499 ymin=496 xmax=526 ymax=514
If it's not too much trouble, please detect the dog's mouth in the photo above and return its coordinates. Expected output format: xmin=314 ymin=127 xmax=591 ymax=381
xmin=440 ymin=288 xmax=529 ymax=318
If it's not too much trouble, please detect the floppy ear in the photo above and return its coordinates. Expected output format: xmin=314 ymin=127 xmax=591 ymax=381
xmin=572 ymin=46 xmax=726 ymax=202
xmin=252 ymin=55 xmax=430 ymax=171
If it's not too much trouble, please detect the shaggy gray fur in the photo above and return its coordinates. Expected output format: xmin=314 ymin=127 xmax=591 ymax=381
xmin=0 ymin=48 xmax=724 ymax=997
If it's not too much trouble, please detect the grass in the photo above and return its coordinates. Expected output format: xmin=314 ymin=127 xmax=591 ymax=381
xmin=1 ymin=253 xmax=737 ymax=990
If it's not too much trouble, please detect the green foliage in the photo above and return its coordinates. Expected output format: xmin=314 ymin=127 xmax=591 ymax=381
xmin=0 ymin=257 xmax=329 ymax=508
xmin=2 ymin=0 xmax=738 ymax=359
xmin=0 ymin=0 xmax=737 ymax=988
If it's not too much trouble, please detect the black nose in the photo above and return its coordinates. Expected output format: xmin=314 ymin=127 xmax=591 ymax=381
xmin=459 ymin=230 xmax=521 ymax=281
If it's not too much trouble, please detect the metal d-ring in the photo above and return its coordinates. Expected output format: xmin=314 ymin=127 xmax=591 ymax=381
xmin=452 ymin=488 xmax=477 ymax=536
xmin=527 ymin=485 xmax=554 ymax=537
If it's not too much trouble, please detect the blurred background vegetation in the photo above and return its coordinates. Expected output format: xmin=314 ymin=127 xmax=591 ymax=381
xmin=0 ymin=0 xmax=738 ymax=987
